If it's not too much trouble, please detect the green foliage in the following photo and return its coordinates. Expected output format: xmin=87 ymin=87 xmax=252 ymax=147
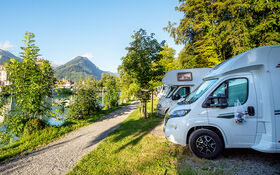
xmin=119 ymin=29 xmax=165 ymax=102
xmin=157 ymin=44 xmax=177 ymax=72
xmin=52 ymin=88 xmax=72 ymax=119
xmin=165 ymin=0 xmax=280 ymax=68
xmin=117 ymin=65 xmax=137 ymax=102
xmin=23 ymin=118 xmax=46 ymax=136
xmin=150 ymin=44 xmax=178 ymax=88
xmin=54 ymin=88 xmax=73 ymax=97
xmin=0 ymin=32 xmax=55 ymax=144
xmin=102 ymin=74 xmax=120 ymax=109
xmin=69 ymin=77 xmax=100 ymax=119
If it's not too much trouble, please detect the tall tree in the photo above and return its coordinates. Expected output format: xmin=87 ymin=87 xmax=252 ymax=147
xmin=69 ymin=77 xmax=99 ymax=119
xmin=117 ymin=65 xmax=136 ymax=101
xmin=166 ymin=0 xmax=280 ymax=68
xmin=157 ymin=44 xmax=177 ymax=73
xmin=102 ymin=74 xmax=120 ymax=109
xmin=0 ymin=32 xmax=55 ymax=140
xmin=120 ymin=29 xmax=165 ymax=102
xmin=150 ymin=44 xmax=178 ymax=88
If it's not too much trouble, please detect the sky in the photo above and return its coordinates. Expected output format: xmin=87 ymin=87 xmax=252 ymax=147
xmin=0 ymin=0 xmax=184 ymax=72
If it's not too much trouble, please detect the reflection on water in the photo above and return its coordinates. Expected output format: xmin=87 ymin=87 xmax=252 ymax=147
xmin=0 ymin=93 xmax=107 ymax=134
xmin=0 ymin=91 xmax=119 ymax=147
xmin=47 ymin=117 xmax=65 ymax=126
xmin=47 ymin=104 xmax=69 ymax=126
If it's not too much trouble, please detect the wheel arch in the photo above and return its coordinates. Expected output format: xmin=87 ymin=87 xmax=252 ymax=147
xmin=186 ymin=125 xmax=226 ymax=147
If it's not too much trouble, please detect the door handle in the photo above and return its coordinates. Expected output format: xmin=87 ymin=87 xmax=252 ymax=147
xmin=247 ymin=106 xmax=255 ymax=116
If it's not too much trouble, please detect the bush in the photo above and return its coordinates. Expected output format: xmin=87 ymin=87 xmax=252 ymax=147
xmin=68 ymin=78 xmax=100 ymax=120
xmin=104 ymin=75 xmax=120 ymax=109
xmin=23 ymin=118 xmax=46 ymax=135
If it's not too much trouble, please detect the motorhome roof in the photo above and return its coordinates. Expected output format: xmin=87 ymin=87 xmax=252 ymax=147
xmin=162 ymin=68 xmax=211 ymax=86
xmin=204 ymin=45 xmax=280 ymax=79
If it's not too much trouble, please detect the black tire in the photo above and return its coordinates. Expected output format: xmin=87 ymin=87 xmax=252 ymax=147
xmin=189 ymin=129 xmax=223 ymax=159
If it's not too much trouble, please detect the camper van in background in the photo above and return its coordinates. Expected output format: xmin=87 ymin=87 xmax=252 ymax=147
xmin=157 ymin=68 xmax=211 ymax=117
xmin=156 ymin=85 xmax=172 ymax=100
xmin=164 ymin=45 xmax=280 ymax=159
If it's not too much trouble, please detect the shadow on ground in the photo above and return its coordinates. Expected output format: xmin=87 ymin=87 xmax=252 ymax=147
xmin=177 ymin=145 xmax=280 ymax=175
xmin=107 ymin=111 xmax=162 ymax=153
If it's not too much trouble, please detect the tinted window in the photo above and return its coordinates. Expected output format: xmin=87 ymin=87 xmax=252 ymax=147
xmin=228 ymin=78 xmax=248 ymax=106
xmin=211 ymin=78 xmax=248 ymax=107
xmin=212 ymin=83 xmax=227 ymax=105
xmin=176 ymin=87 xmax=191 ymax=97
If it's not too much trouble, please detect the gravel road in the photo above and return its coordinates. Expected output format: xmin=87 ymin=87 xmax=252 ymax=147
xmin=0 ymin=102 xmax=139 ymax=175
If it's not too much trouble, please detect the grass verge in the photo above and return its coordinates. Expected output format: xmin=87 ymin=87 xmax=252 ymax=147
xmin=0 ymin=103 xmax=130 ymax=163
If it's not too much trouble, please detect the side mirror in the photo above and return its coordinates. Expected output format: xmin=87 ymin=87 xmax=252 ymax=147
xmin=172 ymin=94 xmax=181 ymax=100
xmin=202 ymin=93 xmax=228 ymax=108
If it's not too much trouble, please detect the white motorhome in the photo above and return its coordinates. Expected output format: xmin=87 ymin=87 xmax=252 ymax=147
xmin=156 ymin=85 xmax=171 ymax=100
xmin=157 ymin=68 xmax=210 ymax=117
xmin=164 ymin=45 xmax=280 ymax=159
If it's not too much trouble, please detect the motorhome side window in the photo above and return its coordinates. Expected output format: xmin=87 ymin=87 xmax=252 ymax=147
xmin=227 ymin=78 xmax=248 ymax=106
xmin=212 ymin=78 xmax=248 ymax=106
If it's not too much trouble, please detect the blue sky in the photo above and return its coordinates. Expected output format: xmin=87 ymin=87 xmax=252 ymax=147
xmin=0 ymin=0 xmax=183 ymax=72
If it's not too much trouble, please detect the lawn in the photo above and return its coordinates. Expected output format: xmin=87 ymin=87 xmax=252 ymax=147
xmin=0 ymin=103 xmax=130 ymax=163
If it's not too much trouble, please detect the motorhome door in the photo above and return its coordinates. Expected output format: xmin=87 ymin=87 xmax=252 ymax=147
xmin=206 ymin=74 xmax=257 ymax=147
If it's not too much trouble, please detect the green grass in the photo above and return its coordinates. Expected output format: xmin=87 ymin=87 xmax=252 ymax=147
xmin=68 ymin=102 xmax=228 ymax=175
xmin=0 ymin=103 xmax=130 ymax=163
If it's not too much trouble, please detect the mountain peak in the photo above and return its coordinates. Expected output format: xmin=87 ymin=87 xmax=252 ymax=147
xmin=55 ymin=56 xmax=104 ymax=82
xmin=73 ymin=56 xmax=89 ymax=61
xmin=0 ymin=49 xmax=20 ymax=64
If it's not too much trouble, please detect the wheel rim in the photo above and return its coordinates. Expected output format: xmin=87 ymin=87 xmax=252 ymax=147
xmin=195 ymin=135 xmax=216 ymax=155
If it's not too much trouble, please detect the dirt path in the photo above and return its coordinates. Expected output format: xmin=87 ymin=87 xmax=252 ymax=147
xmin=0 ymin=102 xmax=139 ymax=175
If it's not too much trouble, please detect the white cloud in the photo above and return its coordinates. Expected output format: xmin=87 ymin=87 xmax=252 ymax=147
xmin=0 ymin=41 xmax=14 ymax=50
xmin=82 ymin=52 xmax=93 ymax=59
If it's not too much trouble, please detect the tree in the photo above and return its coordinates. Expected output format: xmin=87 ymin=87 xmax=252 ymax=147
xmin=102 ymin=74 xmax=120 ymax=109
xmin=118 ymin=65 xmax=139 ymax=102
xmin=120 ymin=29 xmax=165 ymax=102
xmin=157 ymin=44 xmax=177 ymax=72
xmin=165 ymin=0 xmax=280 ymax=68
xmin=69 ymin=77 xmax=99 ymax=119
xmin=0 ymin=32 xmax=55 ymax=141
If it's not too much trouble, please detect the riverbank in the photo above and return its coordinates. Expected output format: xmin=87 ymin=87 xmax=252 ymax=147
xmin=0 ymin=102 xmax=138 ymax=175
xmin=0 ymin=102 xmax=131 ymax=163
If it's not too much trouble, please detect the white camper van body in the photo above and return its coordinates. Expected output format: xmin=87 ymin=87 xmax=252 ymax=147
xmin=156 ymin=85 xmax=170 ymax=100
xmin=164 ymin=45 xmax=280 ymax=158
xmin=157 ymin=68 xmax=210 ymax=117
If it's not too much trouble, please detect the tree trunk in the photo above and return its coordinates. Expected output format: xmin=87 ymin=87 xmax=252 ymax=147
xmin=144 ymin=102 xmax=147 ymax=119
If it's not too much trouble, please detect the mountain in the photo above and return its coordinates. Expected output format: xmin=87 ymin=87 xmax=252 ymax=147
xmin=0 ymin=49 xmax=20 ymax=64
xmin=54 ymin=56 xmax=106 ymax=82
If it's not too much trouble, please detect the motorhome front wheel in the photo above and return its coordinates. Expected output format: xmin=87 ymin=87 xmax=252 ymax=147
xmin=189 ymin=129 xmax=223 ymax=159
